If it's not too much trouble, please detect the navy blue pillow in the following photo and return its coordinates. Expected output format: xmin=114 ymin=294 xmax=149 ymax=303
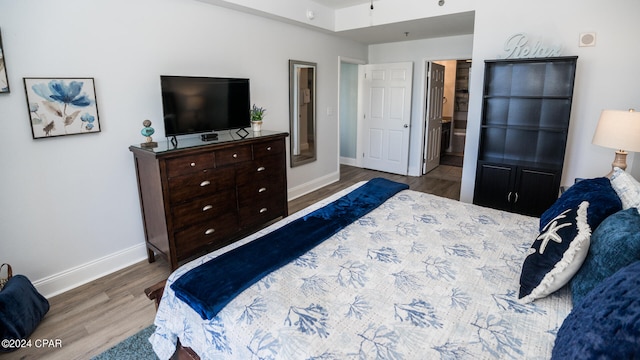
xmin=539 ymin=177 xmax=621 ymax=231
xmin=552 ymin=260 xmax=640 ymax=359
xmin=0 ymin=275 xmax=50 ymax=351
xmin=519 ymin=201 xmax=591 ymax=303
xmin=570 ymin=208 xmax=640 ymax=305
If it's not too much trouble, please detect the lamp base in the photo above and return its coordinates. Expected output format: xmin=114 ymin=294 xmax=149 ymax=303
xmin=606 ymin=150 xmax=628 ymax=177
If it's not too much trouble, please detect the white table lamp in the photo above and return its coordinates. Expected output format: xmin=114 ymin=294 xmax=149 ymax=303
xmin=592 ymin=109 xmax=640 ymax=174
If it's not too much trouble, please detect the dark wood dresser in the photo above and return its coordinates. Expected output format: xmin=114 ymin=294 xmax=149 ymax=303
xmin=130 ymin=130 xmax=289 ymax=269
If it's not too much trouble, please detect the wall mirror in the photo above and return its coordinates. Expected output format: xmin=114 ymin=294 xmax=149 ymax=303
xmin=289 ymin=60 xmax=316 ymax=167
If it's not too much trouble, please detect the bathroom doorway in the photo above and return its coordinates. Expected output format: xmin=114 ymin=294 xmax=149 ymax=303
xmin=429 ymin=59 xmax=471 ymax=169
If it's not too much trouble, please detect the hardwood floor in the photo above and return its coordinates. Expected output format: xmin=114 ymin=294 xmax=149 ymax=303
xmin=289 ymin=164 xmax=461 ymax=213
xmin=2 ymin=164 xmax=460 ymax=360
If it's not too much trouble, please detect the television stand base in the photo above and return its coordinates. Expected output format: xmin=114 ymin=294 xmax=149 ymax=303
xmin=201 ymin=133 xmax=218 ymax=141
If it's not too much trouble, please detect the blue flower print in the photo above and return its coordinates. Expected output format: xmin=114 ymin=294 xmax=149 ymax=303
xmin=30 ymin=79 xmax=96 ymax=135
xmin=32 ymin=80 xmax=93 ymax=107
xmin=81 ymin=113 xmax=95 ymax=131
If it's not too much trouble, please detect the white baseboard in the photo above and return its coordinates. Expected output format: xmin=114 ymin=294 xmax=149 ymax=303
xmin=33 ymin=243 xmax=148 ymax=299
xmin=288 ymin=170 xmax=340 ymax=200
xmin=340 ymin=156 xmax=357 ymax=166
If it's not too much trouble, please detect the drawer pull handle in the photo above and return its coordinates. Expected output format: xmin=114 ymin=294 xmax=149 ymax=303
xmin=259 ymin=208 xmax=268 ymax=213
xmin=200 ymin=180 xmax=211 ymax=187
xmin=202 ymin=205 xmax=213 ymax=212
xmin=266 ymin=146 xmax=272 ymax=151
xmin=190 ymin=162 xmax=196 ymax=167
xmin=258 ymin=187 xmax=267 ymax=193
xmin=233 ymin=153 xmax=238 ymax=158
xmin=257 ymin=166 xmax=266 ymax=172
xmin=204 ymin=228 xmax=215 ymax=235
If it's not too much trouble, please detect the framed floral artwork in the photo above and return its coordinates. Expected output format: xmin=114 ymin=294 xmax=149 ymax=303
xmin=24 ymin=77 xmax=101 ymax=139
xmin=0 ymin=29 xmax=9 ymax=93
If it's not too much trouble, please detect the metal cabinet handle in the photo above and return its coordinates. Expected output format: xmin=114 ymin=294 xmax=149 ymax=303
xmin=202 ymin=205 xmax=213 ymax=212
xmin=204 ymin=228 xmax=215 ymax=235
xmin=266 ymin=146 xmax=272 ymax=151
xmin=513 ymin=192 xmax=519 ymax=203
xmin=200 ymin=180 xmax=211 ymax=187
xmin=507 ymin=192 xmax=512 ymax=202
xmin=232 ymin=153 xmax=238 ymax=158
xmin=257 ymin=166 xmax=266 ymax=172
xmin=190 ymin=162 xmax=196 ymax=167
xmin=259 ymin=208 xmax=267 ymax=213
xmin=258 ymin=187 xmax=267 ymax=193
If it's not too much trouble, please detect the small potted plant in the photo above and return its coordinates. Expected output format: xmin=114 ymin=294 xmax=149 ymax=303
xmin=250 ymin=104 xmax=265 ymax=132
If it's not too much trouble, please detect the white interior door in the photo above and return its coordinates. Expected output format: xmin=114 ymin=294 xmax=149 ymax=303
xmin=423 ymin=62 xmax=445 ymax=174
xmin=360 ymin=62 xmax=413 ymax=175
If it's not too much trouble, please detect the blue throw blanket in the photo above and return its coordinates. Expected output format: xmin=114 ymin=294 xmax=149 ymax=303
xmin=171 ymin=178 xmax=409 ymax=320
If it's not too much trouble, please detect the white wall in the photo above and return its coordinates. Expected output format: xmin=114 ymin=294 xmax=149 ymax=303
xmin=369 ymin=34 xmax=474 ymax=176
xmin=461 ymin=0 xmax=640 ymax=202
xmin=0 ymin=0 xmax=366 ymax=297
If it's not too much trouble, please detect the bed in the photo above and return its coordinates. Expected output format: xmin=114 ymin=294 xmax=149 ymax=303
xmin=147 ymin=171 xmax=640 ymax=360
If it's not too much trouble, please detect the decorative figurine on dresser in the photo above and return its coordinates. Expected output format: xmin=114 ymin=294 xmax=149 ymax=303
xmin=140 ymin=119 xmax=158 ymax=148
xmin=130 ymin=130 xmax=289 ymax=270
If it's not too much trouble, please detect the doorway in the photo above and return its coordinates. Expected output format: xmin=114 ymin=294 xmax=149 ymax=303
xmin=339 ymin=58 xmax=364 ymax=167
xmin=428 ymin=59 xmax=471 ymax=169
xmin=338 ymin=59 xmax=413 ymax=176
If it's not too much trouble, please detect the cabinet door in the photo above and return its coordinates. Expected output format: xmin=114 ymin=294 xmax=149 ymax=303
xmin=473 ymin=162 xmax=515 ymax=212
xmin=513 ymin=168 xmax=559 ymax=217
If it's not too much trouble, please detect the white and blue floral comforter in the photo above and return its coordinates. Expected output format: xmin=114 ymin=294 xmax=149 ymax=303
xmin=150 ymin=182 xmax=572 ymax=359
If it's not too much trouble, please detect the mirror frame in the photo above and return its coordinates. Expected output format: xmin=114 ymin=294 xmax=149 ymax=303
xmin=289 ymin=60 xmax=317 ymax=167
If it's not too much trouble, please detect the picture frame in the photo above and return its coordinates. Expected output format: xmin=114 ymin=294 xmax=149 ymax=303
xmin=24 ymin=77 xmax=101 ymax=139
xmin=0 ymin=29 xmax=9 ymax=93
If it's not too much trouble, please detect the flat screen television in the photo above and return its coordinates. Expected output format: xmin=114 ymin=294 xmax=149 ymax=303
xmin=160 ymin=75 xmax=251 ymax=139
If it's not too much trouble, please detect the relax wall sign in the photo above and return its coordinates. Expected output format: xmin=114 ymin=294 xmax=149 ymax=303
xmin=502 ymin=33 xmax=562 ymax=59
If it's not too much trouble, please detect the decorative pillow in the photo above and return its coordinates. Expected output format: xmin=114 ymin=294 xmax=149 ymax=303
xmin=570 ymin=207 xmax=640 ymax=305
xmin=0 ymin=275 xmax=50 ymax=350
xmin=551 ymin=260 xmax=640 ymax=359
xmin=610 ymin=167 xmax=640 ymax=209
xmin=519 ymin=201 xmax=591 ymax=303
xmin=539 ymin=177 xmax=621 ymax=231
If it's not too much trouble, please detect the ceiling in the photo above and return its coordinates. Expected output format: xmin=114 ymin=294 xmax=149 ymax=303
xmin=310 ymin=0 xmax=475 ymax=44
xmin=312 ymin=0 xmax=372 ymax=9
xmin=335 ymin=11 xmax=474 ymax=44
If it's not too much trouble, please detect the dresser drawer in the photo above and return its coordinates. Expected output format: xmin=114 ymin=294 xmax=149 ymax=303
xmin=165 ymin=152 xmax=215 ymax=178
xmin=238 ymin=194 xmax=286 ymax=228
xmin=167 ymin=167 xmax=235 ymax=203
xmin=236 ymin=156 xmax=285 ymax=186
xmin=215 ymin=145 xmax=252 ymax=167
xmin=253 ymin=139 xmax=284 ymax=159
xmin=171 ymin=190 xmax=237 ymax=229
xmin=237 ymin=180 xmax=285 ymax=208
xmin=174 ymin=213 xmax=239 ymax=259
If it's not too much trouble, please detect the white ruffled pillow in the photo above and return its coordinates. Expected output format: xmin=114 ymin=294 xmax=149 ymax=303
xmin=610 ymin=167 xmax=640 ymax=209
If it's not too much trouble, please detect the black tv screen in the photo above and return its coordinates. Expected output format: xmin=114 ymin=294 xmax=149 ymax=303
xmin=160 ymin=76 xmax=251 ymax=136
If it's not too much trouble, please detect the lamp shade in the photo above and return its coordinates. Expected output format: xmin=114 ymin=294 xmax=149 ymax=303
xmin=592 ymin=109 xmax=640 ymax=152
